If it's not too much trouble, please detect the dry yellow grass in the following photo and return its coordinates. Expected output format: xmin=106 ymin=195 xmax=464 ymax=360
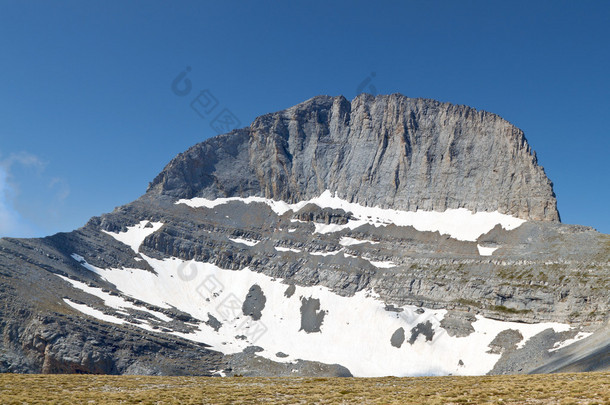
xmin=0 ymin=372 xmax=608 ymax=404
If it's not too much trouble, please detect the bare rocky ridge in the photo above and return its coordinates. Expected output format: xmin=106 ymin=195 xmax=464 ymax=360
xmin=0 ymin=94 xmax=606 ymax=376
xmin=149 ymin=94 xmax=559 ymax=221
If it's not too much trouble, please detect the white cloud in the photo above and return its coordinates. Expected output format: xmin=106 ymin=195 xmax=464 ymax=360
xmin=0 ymin=152 xmax=46 ymax=238
xmin=0 ymin=166 xmax=35 ymax=237
xmin=49 ymin=177 xmax=70 ymax=202
xmin=0 ymin=167 xmax=18 ymax=232
xmin=2 ymin=151 xmax=45 ymax=171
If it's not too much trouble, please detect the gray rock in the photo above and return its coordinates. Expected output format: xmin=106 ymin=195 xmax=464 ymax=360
xmin=440 ymin=311 xmax=476 ymax=337
xmin=284 ymin=284 xmax=296 ymax=298
xmin=408 ymin=321 xmax=435 ymax=345
xmin=242 ymin=284 xmax=266 ymax=321
xmin=390 ymin=327 xmax=405 ymax=348
xmin=487 ymin=329 xmax=524 ymax=355
xmin=149 ymin=94 xmax=559 ymax=221
xmin=299 ymin=297 xmax=327 ymax=333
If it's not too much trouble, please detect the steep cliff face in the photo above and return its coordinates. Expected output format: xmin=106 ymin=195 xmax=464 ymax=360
xmin=149 ymin=94 xmax=559 ymax=221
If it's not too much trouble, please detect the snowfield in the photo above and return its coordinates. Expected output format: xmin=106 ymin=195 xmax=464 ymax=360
xmin=55 ymin=221 xmax=582 ymax=378
xmin=176 ymin=190 xmax=526 ymax=242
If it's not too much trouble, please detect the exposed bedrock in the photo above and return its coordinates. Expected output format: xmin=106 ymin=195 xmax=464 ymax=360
xmin=149 ymin=94 xmax=559 ymax=221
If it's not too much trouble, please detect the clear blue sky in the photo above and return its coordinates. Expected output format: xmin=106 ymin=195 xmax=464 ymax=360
xmin=1 ymin=0 xmax=608 ymax=237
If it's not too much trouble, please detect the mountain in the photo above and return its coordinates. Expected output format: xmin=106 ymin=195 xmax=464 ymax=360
xmin=0 ymin=94 xmax=607 ymax=376
xmin=149 ymin=94 xmax=559 ymax=221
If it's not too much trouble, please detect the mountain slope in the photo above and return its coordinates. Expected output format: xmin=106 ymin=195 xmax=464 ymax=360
xmin=0 ymin=94 xmax=607 ymax=376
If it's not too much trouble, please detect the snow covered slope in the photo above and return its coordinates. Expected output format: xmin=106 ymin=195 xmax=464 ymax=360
xmin=64 ymin=254 xmax=576 ymax=377
xmin=177 ymin=190 xmax=526 ymax=243
xmin=53 ymin=223 xmax=597 ymax=377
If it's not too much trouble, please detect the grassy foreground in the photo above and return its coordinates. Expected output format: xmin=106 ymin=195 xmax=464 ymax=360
xmin=0 ymin=372 xmax=608 ymax=404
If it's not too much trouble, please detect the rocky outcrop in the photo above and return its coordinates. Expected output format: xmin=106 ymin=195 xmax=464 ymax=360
xmin=149 ymin=94 xmax=559 ymax=221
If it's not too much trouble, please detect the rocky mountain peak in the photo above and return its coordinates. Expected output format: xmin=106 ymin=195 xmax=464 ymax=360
xmin=150 ymin=93 xmax=559 ymax=221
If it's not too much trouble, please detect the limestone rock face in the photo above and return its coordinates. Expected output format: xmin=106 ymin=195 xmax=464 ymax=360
xmin=1 ymin=93 xmax=604 ymax=378
xmin=149 ymin=94 xmax=559 ymax=221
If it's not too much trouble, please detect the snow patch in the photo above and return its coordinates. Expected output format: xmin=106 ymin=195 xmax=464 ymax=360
xmin=71 ymin=253 xmax=99 ymax=273
xmin=309 ymin=250 xmax=342 ymax=257
xmin=210 ymin=369 xmax=226 ymax=377
xmin=177 ymin=195 xmax=294 ymax=215
xmin=58 ymin=272 xmax=173 ymax=322
xmin=368 ymin=260 xmax=397 ymax=269
xmin=102 ymin=221 xmax=164 ymax=253
xmin=549 ymin=332 xmax=593 ymax=352
xmin=339 ymin=237 xmax=379 ymax=246
xmin=275 ymin=246 xmax=301 ymax=253
xmin=229 ymin=237 xmax=260 ymax=246
xmin=477 ymin=245 xmax=499 ymax=256
xmin=314 ymin=223 xmax=351 ymax=234
xmin=63 ymin=299 xmax=125 ymax=325
xmin=176 ymin=191 xmax=525 ymax=241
